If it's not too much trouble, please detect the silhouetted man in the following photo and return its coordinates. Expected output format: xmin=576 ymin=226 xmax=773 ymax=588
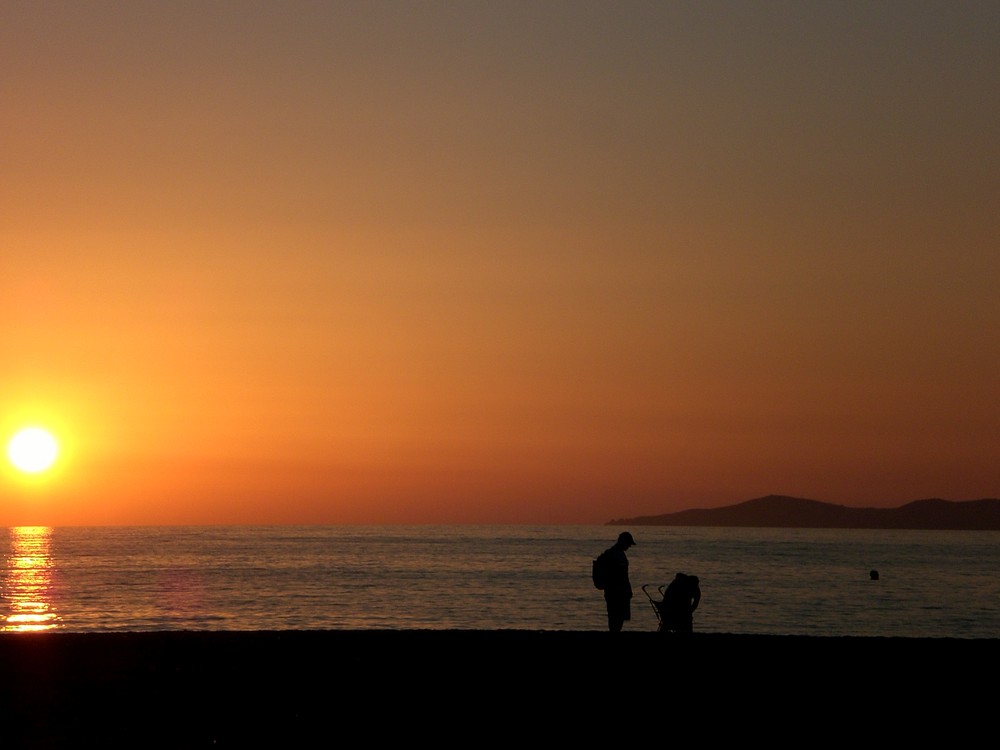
xmin=602 ymin=531 xmax=636 ymax=632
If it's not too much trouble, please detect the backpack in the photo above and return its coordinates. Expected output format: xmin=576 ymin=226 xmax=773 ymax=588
xmin=591 ymin=550 xmax=612 ymax=590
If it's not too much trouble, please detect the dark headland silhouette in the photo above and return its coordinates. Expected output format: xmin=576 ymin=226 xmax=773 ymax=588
xmin=608 ymin=495 xmax=1000 ymax=530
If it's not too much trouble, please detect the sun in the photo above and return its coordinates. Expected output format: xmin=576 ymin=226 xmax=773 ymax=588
xmin=7 ymin=427 xmax=60 ymax=474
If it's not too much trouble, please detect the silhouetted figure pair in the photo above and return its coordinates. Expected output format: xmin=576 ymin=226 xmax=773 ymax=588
xmin=601 ymin=532 xmax=636 ymax=632
xmin=660 ymin=572 xmax=700 ymax=634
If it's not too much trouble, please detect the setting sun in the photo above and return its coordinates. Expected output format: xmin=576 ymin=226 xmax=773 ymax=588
xmin=7 ymin=427 xmax=60 ymax=475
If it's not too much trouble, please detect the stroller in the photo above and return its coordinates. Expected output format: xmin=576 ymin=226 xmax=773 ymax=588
xmin=642 ymin=584 xmax=671 ymax=632
xmin=642 ymin=572 xmax=701 ymax=633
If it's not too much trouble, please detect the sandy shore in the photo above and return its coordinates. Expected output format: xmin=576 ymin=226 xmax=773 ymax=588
xmin=1 ymin=630 xmax=994 ymax=747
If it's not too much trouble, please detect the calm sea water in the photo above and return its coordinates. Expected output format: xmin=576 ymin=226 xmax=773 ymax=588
xmin=1 ymin=525 xmax=997 ymax=638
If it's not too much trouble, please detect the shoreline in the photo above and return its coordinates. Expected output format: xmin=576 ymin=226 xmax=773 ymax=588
xmin=3 ymin=630 xmax=994 ymax=746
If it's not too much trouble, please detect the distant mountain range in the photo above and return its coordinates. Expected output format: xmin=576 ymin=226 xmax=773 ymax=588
xmin=608 ymin=495 xmax=1000 ymax=530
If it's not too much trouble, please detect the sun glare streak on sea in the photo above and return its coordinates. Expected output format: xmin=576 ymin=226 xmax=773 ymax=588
xmin=2 ymin=526 xmax=60 ymax=632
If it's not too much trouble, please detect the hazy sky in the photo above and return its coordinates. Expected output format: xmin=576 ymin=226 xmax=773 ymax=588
xmin=3 ymin=1 xmax=998 ymax=525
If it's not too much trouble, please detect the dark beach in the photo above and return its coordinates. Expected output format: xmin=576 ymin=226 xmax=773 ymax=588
xmin=1 ymin=630 xmax=994 ymax=747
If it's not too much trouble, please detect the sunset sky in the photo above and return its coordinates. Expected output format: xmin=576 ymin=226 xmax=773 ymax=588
xmin=3 ymin=2 xmax=998 ymax=526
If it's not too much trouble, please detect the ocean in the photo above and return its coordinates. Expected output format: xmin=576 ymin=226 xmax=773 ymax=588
xmin=3 ymin=524 xmax=998 ymax=638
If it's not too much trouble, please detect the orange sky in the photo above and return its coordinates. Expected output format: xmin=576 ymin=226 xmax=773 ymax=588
xmin=3 ymin=2 xmax=999 ymax=526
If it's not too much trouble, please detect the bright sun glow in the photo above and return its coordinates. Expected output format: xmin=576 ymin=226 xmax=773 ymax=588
xmin=7 ymin=427 xmax=60 ymax=474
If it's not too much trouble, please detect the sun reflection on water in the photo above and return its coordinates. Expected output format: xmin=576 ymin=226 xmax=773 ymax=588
xmin=3 ymin=526 xmax=60 ymax=632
